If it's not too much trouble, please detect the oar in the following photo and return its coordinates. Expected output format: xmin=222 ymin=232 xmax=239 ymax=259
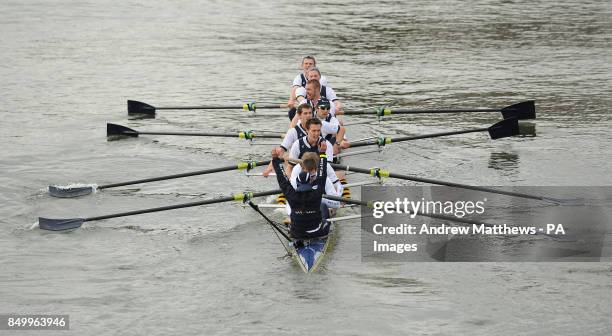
xmin=48 ymin=160 xmax=270 ymax=198
xmin=349 ymin=118 xmax=519 ymax=148
xmin=107 ymin=123 xmax=283 ymax=140
xmin=329 ymin=164 xmax=564 ymax=204
xmin=127 ymin=100 xmax=286 ymax=115
xmin=38 ymin=189 xmax=281 ymax=231
xmin=344 ymin=101 xmax=535 ymax=120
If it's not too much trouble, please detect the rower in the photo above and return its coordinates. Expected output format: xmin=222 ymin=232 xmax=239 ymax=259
xmin=287 ymin=118 xmax=334 ymax=178
xmin=301 ymin=67 xmax=342 ymax=113
xmin=315 ymin=98 xmax=349 ymax=155
xmin=271 ymin=144 xmax=334 ymax=239
xmin=290 ymin=79 xmax=337 ymax=127
xmin=287 ymin=117 xmax=344 ymax=194
xmin=262 ymin=103 xmax=313 ymax=177
xmin=287 ymin=56 xmax=328 ymax=110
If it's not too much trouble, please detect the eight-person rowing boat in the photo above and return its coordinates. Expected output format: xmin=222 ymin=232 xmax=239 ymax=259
xmin=37 ymin=54 xmax=539 ymax=273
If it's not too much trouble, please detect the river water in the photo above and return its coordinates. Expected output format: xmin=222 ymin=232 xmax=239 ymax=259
xmin=1 ymin=0 xmax=611 ymax=335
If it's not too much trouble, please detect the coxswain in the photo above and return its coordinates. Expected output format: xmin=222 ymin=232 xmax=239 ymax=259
xmin=271 ymin=142 xmax=334 ymax=239
xmin=284 ymin=152 xmax=341 ymax=220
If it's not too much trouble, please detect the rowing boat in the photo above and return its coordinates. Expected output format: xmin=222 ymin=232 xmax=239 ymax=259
xmin=38 ymin=95 xmax=536 ymax=274
xmin=290 ymin=227 xmax=336 ymax=273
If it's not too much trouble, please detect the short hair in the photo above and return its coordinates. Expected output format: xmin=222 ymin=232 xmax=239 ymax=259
xmin=302 ymin=55 xmax=316 ymax=65
xmin=301 ymin=152 xmax=319 ymax=171
xmin=296 ymin=103 xmax=313 ymax=115
xmin=307 ymin=67 xmax=321 ymax=76
xmin=305 ymin=117 xmax=322 ymax=130
xmin=306 ymin=78 xmax=320 ymax=88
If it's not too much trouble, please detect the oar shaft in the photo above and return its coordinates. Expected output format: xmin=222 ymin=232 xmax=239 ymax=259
xmin=385 ymin=173 xmax=544 ymax=201
xmin=389 ymin=127 xmax=486 ymax=143
xmin=155 ymin=104 xmax=284 ymax=110
xmin=330 ymin=164 xmax=546 ymax=202
xmin=85 ymin=190 xmax=281 ymax=222
xmin=99 ymin=160 xmax=271 ymax=189
xmin=344 ymin=108 xmax=499 ymax=115
xmin=392 ymin=108 xmax=499 ymax=114
xmin=349 ymin=127 xmax=487 ymax=148
xmin=136 ymin=131 xmax=281 ymax=138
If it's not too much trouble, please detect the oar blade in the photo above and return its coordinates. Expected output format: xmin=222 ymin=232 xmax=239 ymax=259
xmin=38 ymin=217 xmax=85 ymax=231
xmin=501 ymin=100 xmax=535 ymax=120
xmin=488 ymin=118 xmax=519 ymax=139
xmin=107 ymin=123 xmax=138 ymax=140
xmin=127 ymin=100 xmax=156 ymax=115
xmin=48 ymin=185 xmax=94 ymax=198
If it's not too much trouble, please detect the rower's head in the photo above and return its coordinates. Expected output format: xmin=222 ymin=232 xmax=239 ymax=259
xmin=305 ymin=79 xmax=321 ymax=100
xmin=316 ymin=98 xmax=331 ymax=119
xmin=296 ymin=102 xmax=313 ymax=123
xmin=305 ymin=117 xmax=322 ymax=144
xmin=306 ymin=67 xmax=322 ymax=82
xmin=296 ymin=152 xmax=319 ymax=192
xmin=301 ymin=56 xmax=316 ymax=71
xmin=300 ymin=152 xmax=319 ymax=174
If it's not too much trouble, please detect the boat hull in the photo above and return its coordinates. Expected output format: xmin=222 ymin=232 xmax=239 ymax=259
xmin=289 ymin=225 xmax=335 ymax=273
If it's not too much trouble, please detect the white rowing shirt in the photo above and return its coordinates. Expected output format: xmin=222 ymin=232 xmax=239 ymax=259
xmin=295 ymin=85 xmax=339 ymax=103
xmin=319 ymin=114 xmax=341 ymax=139
xmin=292 ymin=73 xmax=328 ymax=88
xmin=289 ymin=136 xmax=334 ymax=165
xmin=280 ymin=122 xmax=308 ymax=151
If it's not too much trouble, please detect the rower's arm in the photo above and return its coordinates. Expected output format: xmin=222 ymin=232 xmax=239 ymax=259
xmin=288 ymin=87 xmax=298 ymax=107
xmin=316 ymin=153 xmax=328 ymax=185
xmin=272 ymin=157 xmax=302 ymax=205
xmin=272 ymin=157 xmax=293 ymax=192
xmin=324 ymin=178 xmax=341 ymax=208
xmin=289 ymin=114 xmax=299 ymax=128
xmin=333 ymin=100 xmax=343 ymax=112
xmin=336 ymin=125 xmax=347 ymax=147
